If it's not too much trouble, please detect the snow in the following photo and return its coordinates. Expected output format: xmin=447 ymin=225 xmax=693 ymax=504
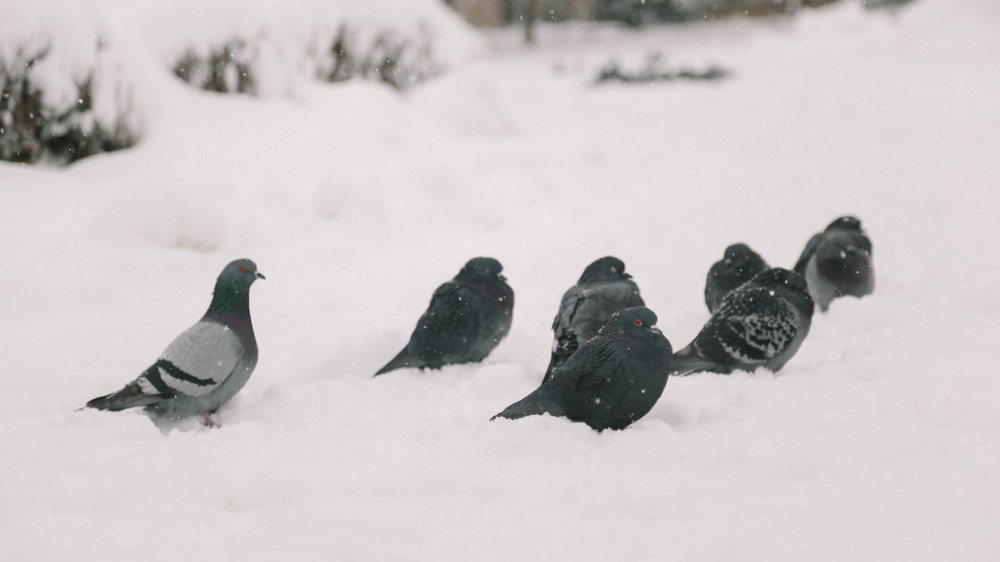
xmin=2 ymin=0 xmax=999 ymax=560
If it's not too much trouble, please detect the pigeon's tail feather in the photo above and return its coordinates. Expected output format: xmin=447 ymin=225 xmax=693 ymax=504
xmin=85 ymin=380 xmax=162 ymax=411
xmin=670 ymin=345 xmax=723 ymax=377
xmin=374 ymin=347 xmax=429 ymax=376
xmin=491 ymin=388 xmax=546 ymax=421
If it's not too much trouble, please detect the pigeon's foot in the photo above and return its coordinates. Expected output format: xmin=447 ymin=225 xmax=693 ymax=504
xmin=202 ymin=414 xmax=220 ymax=428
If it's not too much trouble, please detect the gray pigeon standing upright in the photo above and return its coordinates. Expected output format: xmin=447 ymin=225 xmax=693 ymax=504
xmin=85 ymin=259 xmax=265 ymax=423
xmin=542 ymin=256 xmax=644 ymax=383
xmin=375 ymin=257 xmax=514 ymax=376
xmin=793 ymin=216 xmax=874 ymax=312
xmin=704 ymin=243 xmax=769 ymax=313
xmin=492 ymin=306 xmax=672 ymax=432
xmin=672 ymin=268 xmax=814 ymax=376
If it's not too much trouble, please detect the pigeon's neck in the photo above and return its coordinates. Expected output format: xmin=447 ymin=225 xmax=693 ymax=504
xmin=203 ymin=281 xmax=252 ymax=328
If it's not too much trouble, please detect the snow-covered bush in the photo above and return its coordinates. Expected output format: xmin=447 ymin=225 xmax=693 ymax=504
xmin=0 ymin=2 xmax=139 ymax=165
xmin=315 ymin=24 xmax=439 ymax=91
xmin=155 ymin=0 xmax=480 ymax=94
xmin=173 ymin=41 xmax=256 ymax=95
xmin=0 ymin=0 xmax=479 ymax=165
xmin=170 ymin=26 xmax=439 ymax=94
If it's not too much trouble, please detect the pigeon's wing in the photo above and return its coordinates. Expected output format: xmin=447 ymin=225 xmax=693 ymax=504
xmin=793 ymin=233 xmax=824 ymax=275
xmin=377 ymin=281 xmax=480 ymax=375
xmin=425 ymin=281 xmax=477 ymax=330
xmin=543 ymin=289 xmax=585 ymax=383
xmin=544 ymin=281 xmax=643 ymax=383
xmin=150 ymin=321 xmax=243 ymax=396
xmin=693 ymin=306 xmax=798 ymax=368
xmin=559 ymin=338 xmax=629 ymax=414
xmin=86 ymin=321 xmax=242 ymax=411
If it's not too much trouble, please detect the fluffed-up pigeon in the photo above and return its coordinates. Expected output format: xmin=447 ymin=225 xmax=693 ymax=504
xmin=493 ymin=306 xmax=672 ymax=431
xmin=793 ymin=216 xmax=874 ymax=312
xmin=673 ymin=268 xmax=813 ymax=376
xmin=375 ymin=257 xmax=514 ymax=376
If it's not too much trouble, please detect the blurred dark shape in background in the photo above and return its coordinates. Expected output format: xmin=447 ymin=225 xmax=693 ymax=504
xmin=443 ymin=0 xmax=919 ymax=38
xmin=595 ymin=52 xmax=729 ymax=84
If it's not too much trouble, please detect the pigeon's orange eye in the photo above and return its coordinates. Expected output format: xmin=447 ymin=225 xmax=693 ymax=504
xmin=633 ymin=319 xmax=642 ymax=327
xmin=239 ymin=266 xmax=248 ymax=273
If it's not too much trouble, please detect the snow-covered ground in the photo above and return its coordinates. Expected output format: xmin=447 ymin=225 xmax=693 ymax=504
xmin=2 ymin=1 xmax=999 ymax=560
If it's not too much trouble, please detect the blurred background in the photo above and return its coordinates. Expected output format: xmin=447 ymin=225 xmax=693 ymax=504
xmin=1 ymin=0 xmax=922 ymax=166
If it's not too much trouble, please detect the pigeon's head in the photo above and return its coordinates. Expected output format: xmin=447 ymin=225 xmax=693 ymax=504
xmin=206 ymin=259 xmax=264 ymax=317
xmin=722 ymin=243 xmax=767 ymax=274
xmin=219 ymin=259 xmax=265 ymax=286
xmin=457 ymin=257 xmax=506 ymax=283
xmin=603 ymin=306 xmax=663 ymax=340
xmin=578 ymin=256 xmax=629 ymax=283
xmin=825 ymin=216 xmax=863 ymax=233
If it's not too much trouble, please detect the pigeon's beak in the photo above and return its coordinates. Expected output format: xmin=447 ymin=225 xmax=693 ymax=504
xmin=256 ymin=272 xmax=266 ymax=280
xmin=499 ymin=274 xmax=507 ymax=282
xmin=650 ymin=325 xmax=661 ymax=335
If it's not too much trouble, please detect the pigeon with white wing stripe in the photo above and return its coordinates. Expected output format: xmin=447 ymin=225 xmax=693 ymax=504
xmin=672 ymin=268 xmax=814 ymax=376
xmin=85 ymin=259 xmax=264 ymax=423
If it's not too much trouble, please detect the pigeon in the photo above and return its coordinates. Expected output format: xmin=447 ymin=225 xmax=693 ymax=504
xmin=85 ymin=259 xmax=265 ymax=422
xmin=375 ymin=257 xmax=514 ymax=376
xmin=542 ymin=256 xmax=645 ymax=383
xmin=704 ymin=243 xmax=769 ymax=313
xmin=672 ymin=268 xmax=814 ymax=376
xmin=492 ymin=306 xmax=672 ymax=432
xmin=793 ymin=216 xmax=874 ymax=312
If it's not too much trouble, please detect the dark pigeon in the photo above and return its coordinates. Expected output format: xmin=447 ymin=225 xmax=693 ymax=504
xmin=672 ymin=268 xmax=814 ymax=376
xmin=704 ymin=243 xmax=769 ymax=313
xmin=375 ymin=257 xmax=514 ymax=376
xmin=542 ymin=256 xmax=645 ymax=383
xmin=492 ymin=306 xmax=672 ymax=432
xmin=86 ymin=259 xmax=265 ymax=422
xmin=793 ymin=216 xmax=874 ymax=312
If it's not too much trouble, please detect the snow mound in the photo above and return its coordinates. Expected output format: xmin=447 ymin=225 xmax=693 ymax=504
xmin=91 ymin=186 xmax=227 ymax=252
